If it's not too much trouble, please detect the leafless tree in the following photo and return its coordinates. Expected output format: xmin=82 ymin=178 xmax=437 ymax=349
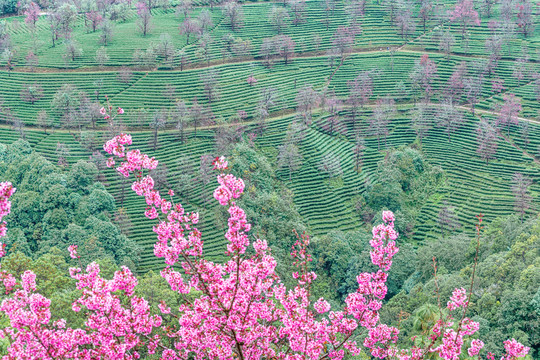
xmin=370 ymin=97 xmax=396 ymax=150
xmin=223 ymin=1 xmax=244 ymax=31
xmin=435 ymin=99 xmax=465 ymax=142
xmin=269 ymin=6 xmax=290 ymax=34
xmin=173 ymin=99 xmax=189 ymax=143
xmin=278 ymin=142 xmax=303 ymax=180
xmin=511 ymin=172 xmax=533 ymax=222
xmin=411 ymin=102 xmax=432 ymax=145
xmin=149 ymin=109 xmax=167 ymax=150
xmin=437 ymin=201 xmax=460 ymax=238
xmin=296 ymin=85 xmax=320 ymax=124
xmin=20 ymin=83 xmax=43 ymax=104
xmin=476 ymin=117 xmax=498 ymax=164
xmin=353 ymin=133 xmax=366 ymax=172
xmin=200 ymin=69 xmax=221 ymax=104
xmin=318 ymin=152 xmax=343 ymax=179
xmin=289 ymin=0 xmax=306 ymax=25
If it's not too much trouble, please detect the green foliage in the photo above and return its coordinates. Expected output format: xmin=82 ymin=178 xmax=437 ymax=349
xmin=363 ymin=146 xmax=445 ymax=238
xmin=380 ymin=214 xmax=540 ymax=357
xmin=0 ymin=141 xmax=141 ymax=266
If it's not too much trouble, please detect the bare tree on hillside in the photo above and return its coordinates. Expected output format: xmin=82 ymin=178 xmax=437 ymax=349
xmin=511 ymin=172 xmax=533 ymax=223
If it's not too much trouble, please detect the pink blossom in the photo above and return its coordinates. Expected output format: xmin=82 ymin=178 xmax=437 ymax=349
xmin=467 ymin=339 xmax=484 ymax=356
xmin=212 ymin=156 xmax=228 ymax=170
xmin=213 ymin=185 xmax=233 ymax=205
xmin=246 ymin=75 xmax=258 ymax=86
xmin=502 ymin=339 xmax=530 ymax=359
xmin=314 ymin=298 xmax=331 ymax=313
xmin=447 ymin=287 xmax=468 ymax=310
xmin=68 ymin=245 xmax=79 ymax=259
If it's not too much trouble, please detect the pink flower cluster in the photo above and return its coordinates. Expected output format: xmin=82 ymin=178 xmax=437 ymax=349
xmin=68 ymin=244 xmax=79 ymax=259
xmin=364 ymin=324 xmax=399 ymax=359
xmin=213 ymin=173 xmax=244 ymax=206
xmin=447 ymin=287 xmax=468 ymax=310
xmin=369 ymin=213 xmax=399 ymax=271
xmin=212 ymin=156 xmax=228 ymax=170
xmin=104 ymin=135 xmax=158 ymax=179
xmin=246 ymin=75 xmax=257 ymax=86
xmin=503 ymin=339 xmax=530 ymax=359
xmin=468 ymin=339 xmax=484 ymax=356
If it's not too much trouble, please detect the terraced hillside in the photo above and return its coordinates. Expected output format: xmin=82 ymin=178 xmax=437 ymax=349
xmin=0 ymin=0 xmax=539 ymax=271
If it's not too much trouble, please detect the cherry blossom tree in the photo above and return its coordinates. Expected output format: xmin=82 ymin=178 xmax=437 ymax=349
xmin=438 ymin=30 xmax=455 ymax=59
xmin=177 ymin=0 xmax=192 ymax=19
xmin=136 ymin=2 xmax=152 ymax=36
xmin=56 ymin=3 xmax=78 ymax=40
xmin=347 ymin=71 xmax=373 ymax=123
xmin=331 ymin=25 xmax=360 ymax=61
xmin=409 ymin=54 xmax=438 ymax=103
xmin=482 ymin=0 xmax=497 ymax=17
xmin=95 ymin=47 xmax=109 ymax=68
xmin=345 ymin=0 xmax=366 ymax=24
xmin=99 ymin=20 xmax=114 ymax=46
xmin=321 ymin=92 xmax=343 ymax=136
xmin=516 ymin=0 xmax=534 ymax=37
xmin=200 ymin=68 xmax=221 ymax=104
xmin=411 ymin=102 xmax=432 ymax=145
xmin=173 ymin=99 xmax=189 ymax=143
xmin=464 ymin=67 xmax=485 ymax=115
xmin=448 ymin=0 xmax=480 ymax=39
xmin=437 ymin=201 xmax=460 ymax=238
xmin=492 ymin=78 xmax=505 ymax=93
xmin=419 ymin=0 xmax=433 ymax=33
xmin=85 ymin=10 xmax=103 ymax=33
xmin=24 ymin=2 xmax=40 ymax=31
xmin=20 ymin=83 xmax=43 ymax=104
xmin=25 ymin=51 xmax=38 ymax=71
xmin=395 ymin=3 xmax=416 ymax=39
xmin=198 ymin=9 xmax=213 ymax=33
xmin=36 ymin=110 xmax=53 ymax=134
xmin=445 ymin=61 xmax=466 ymax=104
xmin=485 ymin=34 xmax=502 ymax=75
xmin=353 ymin=133 xmax=366 ymax=172
xmin=512 ymin=53 xmax=530 ymax=86
xmin=190 ymin=97 xmax=203 ymax=134
xmin=278 ymin=142 xmax=303 ymax=180
xmin=274 ymin=34 xmax=295 ymax=64
xmin=257 ymin=86 xmax=279 ymax=132
xmin=223 ymin=1 xmax=244 ymax=31
xmin=180 ymin=17 xmax=201 ymax=45
xmin=260 ymin=37 xmax=277 ymax=67
xmin=149 ymin=109 xmax=167 ymax=150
